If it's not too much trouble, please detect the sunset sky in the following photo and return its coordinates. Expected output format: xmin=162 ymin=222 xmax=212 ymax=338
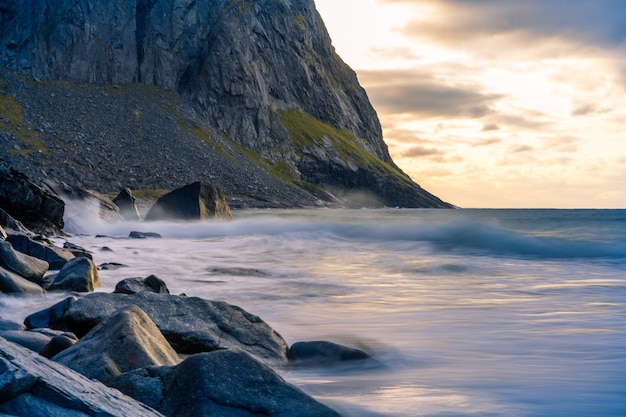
xmin=315 ymin=0 xmax=626 ymax=208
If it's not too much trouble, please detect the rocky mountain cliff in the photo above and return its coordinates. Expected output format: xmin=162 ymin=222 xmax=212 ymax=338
xmin=0 ymin=0 xmax=452 ymax=208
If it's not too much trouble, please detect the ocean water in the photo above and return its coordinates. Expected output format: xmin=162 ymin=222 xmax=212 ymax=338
xmin=2 ymin=208 xmax=625 ymax=416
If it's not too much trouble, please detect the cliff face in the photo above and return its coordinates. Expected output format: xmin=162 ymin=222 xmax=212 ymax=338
xmin=0 ymin=0 xmax=452 ymax=208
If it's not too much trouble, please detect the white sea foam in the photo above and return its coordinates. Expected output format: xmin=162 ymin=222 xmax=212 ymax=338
xmin=3 ymin=208 xmax=625 ymax=416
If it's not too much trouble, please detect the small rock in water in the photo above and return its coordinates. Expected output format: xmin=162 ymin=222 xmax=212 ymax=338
xmin=129 ymin=231 xmax=162 ymax=239
xmin=98 ymin=262 xmax=128 ymax=270
xmin=114 ymin=275 xmax=169 ymax=294
xmin=288 ymin=340 xmax=372 ymax=364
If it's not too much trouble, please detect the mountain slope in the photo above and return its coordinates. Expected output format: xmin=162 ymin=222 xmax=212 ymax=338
xmin=0 ymin=0 xmax=452 ymax=208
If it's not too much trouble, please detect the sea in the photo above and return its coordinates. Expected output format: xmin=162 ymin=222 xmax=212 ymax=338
xmin=1 ymin=207 xmax=625 ymax=417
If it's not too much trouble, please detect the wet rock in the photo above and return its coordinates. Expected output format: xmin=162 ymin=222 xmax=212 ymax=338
xmin=0 ymin=337 xmax=164 ymax=416
xmin=0 ymin=330 xmax=51 ymax=353
xmin=0 ymin=165 xmax=65 ymax=234
xmin=98 ymin=262 xmax=128 ymax=270
xmin=40 ymin=332 xmax=78 ymax=359
xmin=114 ymin=275 xmax=169 ymax=295
xmin=0 ymin=208 xmax=30 ymax=234
xmin=129 ymin=231 xmax=162 ymax=239
xmin=0 ymin=225 xmax=6 ymax=240
xmin=0 ymin=240 xmax=49 ymax=284
xmin=24 ymin=297 xmax=77 ymax=330
xmin=44 ymin=257 xmax=100 ymax=292
xmin=110 ymin=350 xmax=340 ymax=417
xmin=0 ymin=317 xmax=25 ymax=331
xmin=63 ymin=292 xmax=288 ymax=361
xmin=62 ymin=242 xmax=93 ymax=260
xmin=53 ymin=306 xmax=179 ymax=384
xmin=144 ymin=182 xmax=232 ymax=221
xmin=0 ymin=266 xmax=44 ymax=296
xmin=113 ymin=188 xmax=141 ymax=221
xmin=288 ymin=341 xmax=372 ymax=364
xmin=6 ymin=233 xmax=75 ymax=270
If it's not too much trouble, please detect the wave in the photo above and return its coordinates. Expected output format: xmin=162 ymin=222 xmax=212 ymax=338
xmin=63 ymin=205 xmax=626 ymax=260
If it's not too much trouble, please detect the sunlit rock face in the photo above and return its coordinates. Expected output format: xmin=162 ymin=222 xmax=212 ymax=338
xmin=0 ymin=0 xmax=452 ymax=208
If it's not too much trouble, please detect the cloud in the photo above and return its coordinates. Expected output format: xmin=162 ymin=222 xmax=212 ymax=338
xmin=481 ymin=123 xmax=499 ymax=132
xmin=542 ymin=136 xmax=582 ymax=153
xmin=379 ymin=0 xmax=626 ymax=51
xmin=473 ymin=137 xmax=502 ymax=147
xmin=359 ymin=69 xmax=501 ymax=118
xmin=509 ymin=144 xmax=534 ymax=153
xmin=401 ymin=146 xmax=444 ymax=158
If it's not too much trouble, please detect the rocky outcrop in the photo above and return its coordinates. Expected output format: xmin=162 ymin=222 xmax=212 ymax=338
xmin=144 ymin=182 xmax=232 ymax=221
xmin=0 ymin=337 xmax=164 ymax=416
xmin=0 ymin=164 xmax=65 ymax=233
xmin=113 ymin=188 xmax=141 ymax=221
xmin=110 ymin=350 xmax=341 ymax=417
xmin=0 ymin=0 xmax=453 ymax=208
xmin=61 ymin=292 xmax=289 ymax=361
xmin=6 ymin=233 xmax=75 ymax=270
xmin=288 ymin=340 xmax=371 ymax=364
xmin=53 ymin=306 xmax=180 ymax=384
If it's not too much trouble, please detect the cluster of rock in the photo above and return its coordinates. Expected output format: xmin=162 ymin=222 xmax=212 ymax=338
xmin=0 ymin=167 xmax=374 ymax=415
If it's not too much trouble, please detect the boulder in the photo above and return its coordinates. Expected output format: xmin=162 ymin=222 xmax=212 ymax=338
xmin=98 ymin=262 xmax=128 ymax=270
xmin=0 ymin=225 xmax=6 ymax=240
xmin=0 ymin=337 xmax=164 ymax=416
xmin=114 ymin=275 xmax=169 ymax=295
xmin=0 ymin=317 xmax=25 ymax=332
xmin=288 ymin=341 xmax=372 ymax=364
xmin=24 ymin=297 xmax=77 ymax=330
xmin=40 ymin=333 xmax=78 ymax=359
xmin=112 ymin=188 xmax=141 ymax=221
xmin=44 ymin=257 xmax=100 ymax=292
xmin=6 ymin=233 xmax=75 ymax=270
xmin=0 ymin=208 xmax=30 ymax=234
xmin=129 ymin=231 xmax=162 ymax=239
xmin=0 ymin=241 xmax=49 ymax=284
xmin=110 ymin=350 xmax=340 ymax=417
xmin=0 ymin=266 xmax=44 ymax=296
xmin=62 ymin=242 xmax=93 ymax=260
xmin=0 ymin=330 xmax=51 ymax=353
xmin=144 ymin=182 xmax=232 ymax=221
xmin=0 ymin=165 xmax=65 ymax=234
xmin=53 ymin=306 xmax=179 ymax=384
xmin=63 ymin=292 xmax=288 ymax=361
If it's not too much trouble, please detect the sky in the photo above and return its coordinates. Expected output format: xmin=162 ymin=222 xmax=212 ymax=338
xmin=314 ymin=0 xmax=626 ymax=208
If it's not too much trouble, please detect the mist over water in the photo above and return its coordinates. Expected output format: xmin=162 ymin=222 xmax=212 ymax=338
xmin=2 ymin=208 xmax=625 ymax=416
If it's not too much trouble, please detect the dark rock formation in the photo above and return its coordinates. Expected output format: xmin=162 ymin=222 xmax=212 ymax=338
xmin=113 ymin=188 xmax=141 ymax=221
xmin=0 ymin=225 xmax=5 ymax=240
xmin=114 ymin=275 xmax=169 ymax=295
xmin=62 ymin=242 xmax=93 ymax=260
xmin=0 ymin=317 xmax=25 ymax=331
xmin=0 ymin=0 xmax=453 ymax=209
xmin=62 ymin=292 xmax=288 ymax=361
xmin=40 ymin=333 xmax=78 ymax=359
xmin=0 ymin=337 xmax=164 ymax=416
xmin=0 ymin=266 xmax=44 ymax=296
xmin=53 ymin=306 xmax=179 ymax=384
xmin=0 ymin=330 xmax=51 ymax=353
xmin=288 ymin=340 xmax=371 ymax=364
xmin=44 ymin=257 xmax=100 ymax=292
xmin=129 ymin=231 xmax=162 ymax=239
xmin=6 ymin=233 xmax=75 ymax=270
xmin=0 ymin=164 xmax=65 ymax=233
xmin=24 ymin=297 xmax=77 ymax=330
xmin=0 ymin=240 xmax=49 ymax=284
xmin=110 ymin=350 xmax=340 ymax=417
xmin=144 ymin=182 xmax=232 ymax=221
xmin=99 ymin=262 xmax=128 ymax=270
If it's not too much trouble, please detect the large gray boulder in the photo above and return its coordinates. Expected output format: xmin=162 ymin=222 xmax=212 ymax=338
xmin=62 ymin=292 xmax=288 ymax=362
xmin=0 ymin=337 xmax=164 ymax=416
xmin=110 ymin=350 xmax=340 ymax=417
xmin=53 ymin=306 xmax=179 ymax=384
xmin=24 ymin=297 xmax=77 ymax=330
xmin=44 ymin=257 xmax=100 ymax=292
xmin=6 ymin=233 xmax=75 ymax=270
xmin=0 ymin=241 xmax=49 ymax=284
xmin=0 ymin=266 xmax=44 ymax=296
xmin=112 ymin=188 xmax=141 ymax=221
xmin=145 ymin=182 xmax=232 ymax=221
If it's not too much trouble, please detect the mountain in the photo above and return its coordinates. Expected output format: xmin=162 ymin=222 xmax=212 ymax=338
xmin=0 ymin=0 xmax=452 ymax=208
